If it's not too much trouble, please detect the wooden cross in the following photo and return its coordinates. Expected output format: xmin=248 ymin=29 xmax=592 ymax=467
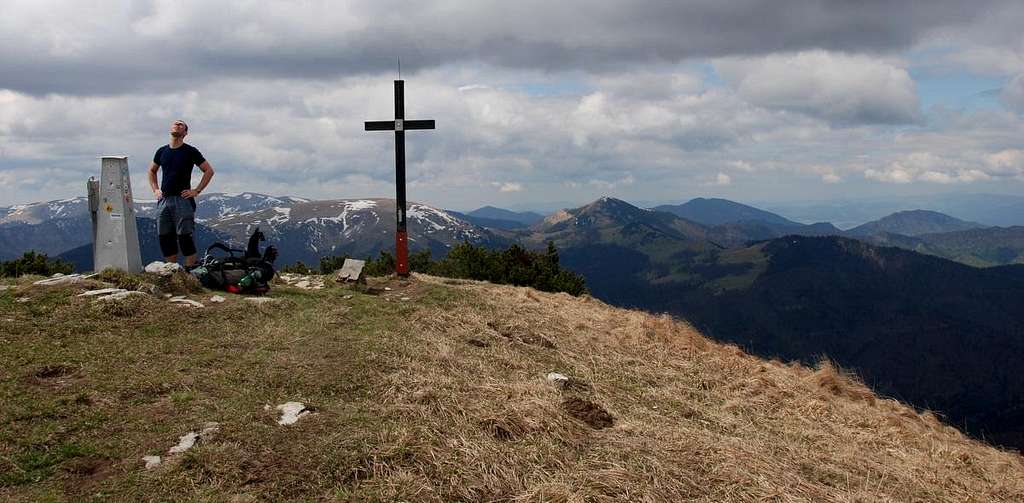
xmin=365 ymin=80 xmax=435 ymax=277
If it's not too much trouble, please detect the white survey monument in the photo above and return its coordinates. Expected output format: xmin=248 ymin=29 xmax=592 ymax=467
xmin=88 ymin=156 xmax=142 ymax=273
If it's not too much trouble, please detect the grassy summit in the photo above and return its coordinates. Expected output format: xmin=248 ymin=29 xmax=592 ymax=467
xmin=1 ymin=274 xmax=1022 ymax=501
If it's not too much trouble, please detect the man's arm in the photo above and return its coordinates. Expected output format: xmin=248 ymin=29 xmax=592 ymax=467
xmin=182 ymin=161 xmax=215 ymax=198
xmin=148 ymin=161 xmax=162 ymax=199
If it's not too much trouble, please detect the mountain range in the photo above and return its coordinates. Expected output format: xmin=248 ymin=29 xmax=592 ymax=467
xmin=0 ymin=193 xmax=510 ymax=268
xmin=503 ymin=197 xmax=1024 ymax=449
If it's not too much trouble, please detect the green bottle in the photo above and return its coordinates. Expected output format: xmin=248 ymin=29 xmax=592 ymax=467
xmin=238 ymin=270 xmax=261 ymax=288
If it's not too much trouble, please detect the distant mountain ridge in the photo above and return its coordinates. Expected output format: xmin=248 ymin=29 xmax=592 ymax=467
xmin=466 ymin=206 xmax=544 ymax=225
xmin=848 ymin=209 xmax=986 ymax=237
xmin=0 ymin=193 xmax=505 ymax=268
xmin=654 ymin=197 xmax=800 ymax=227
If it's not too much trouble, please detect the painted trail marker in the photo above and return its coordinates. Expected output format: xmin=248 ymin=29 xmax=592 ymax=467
xmin=87 ymin=156 xmax=142 ymax=273
xmin=365 ymin=80 xmax=435 ymax=277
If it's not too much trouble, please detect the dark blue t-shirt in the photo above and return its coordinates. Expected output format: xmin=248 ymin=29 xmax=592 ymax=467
xmin=153 ymin=144 xmax=205 ymax=195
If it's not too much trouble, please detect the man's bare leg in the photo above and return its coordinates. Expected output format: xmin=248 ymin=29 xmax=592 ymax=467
xmin=185 ymin=254 xmax=198 ymax=267
xmin=164 ymin=255 xmax=178 ymax=263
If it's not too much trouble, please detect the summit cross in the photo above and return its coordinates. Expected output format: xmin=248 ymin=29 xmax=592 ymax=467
xmin=364 ymin=80 xmax=436 ymax=277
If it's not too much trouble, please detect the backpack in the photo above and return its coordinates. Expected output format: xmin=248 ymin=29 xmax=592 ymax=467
xmin=191 ymin=228 xmax=278 ymax=295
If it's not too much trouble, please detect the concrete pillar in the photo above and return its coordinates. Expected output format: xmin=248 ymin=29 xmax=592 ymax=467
xmin=91 ymin=156 xmax=142 ymax=272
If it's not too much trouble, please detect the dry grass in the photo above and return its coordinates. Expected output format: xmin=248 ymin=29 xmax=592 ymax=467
xmin=1 ymin=273 xmax=1021 ymax=501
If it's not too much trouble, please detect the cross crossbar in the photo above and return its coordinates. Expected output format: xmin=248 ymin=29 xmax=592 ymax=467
xmin=364 ymin=119 xmax=436 ymax=131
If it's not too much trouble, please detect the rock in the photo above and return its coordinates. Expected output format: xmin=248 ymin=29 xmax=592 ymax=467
xmin=546 ymin=372 xmax=570 ymax=386
xmin=245 ymin=297 xmax=277 ymax=304
xmin=209 ymin=295 xmax=226 ymax=303
xmin=168 ymin=432 xmax=199 ymax=454
xmin=163 ymin=293 xmax=173 ymax=299
xmin=169 ymin=298 xmax=204 ymax=308
xmin=145 ymin=261 xmax=184 ymax=277
xmin=32 ymin=274 xmax=87 ymax=286
xmin=166 ymin=422 xmax=219 ymax=455
xmin=100 ymin=291 xmax=146 ymax=301
xmin=384 ymin=287 xmax=392 ymax=291
xmin=0 ymin=285 xmax=11 ymax=291
xmin=142 ymin=455 xmax=162 ymax=469
xmin=335 ymin=259 xmax=366 ymax=283
xmin=276 ymin=402 xmax=311 ymax=425
xmin=16 ymin=297 xmax=29 ymax=303
xmin=400 ymin=297 xmax=410 ymax=301
xmin=78 ymin=288 xmax=128 ymax=297
xmin=295 ymin=280 xmax=310 ymax=289
xmin=343 ymin=295 xmax=353 ymax=300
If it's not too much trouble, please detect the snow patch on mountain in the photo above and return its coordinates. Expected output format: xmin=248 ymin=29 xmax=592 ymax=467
xmin=303 ymin=200 xmax=378 ymax=237
xmin=269 ymin=207 xmax=291 ymax=225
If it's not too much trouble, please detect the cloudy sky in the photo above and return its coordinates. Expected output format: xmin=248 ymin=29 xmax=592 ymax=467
xmin=2 ymin=0 xmax=1023 ymax=210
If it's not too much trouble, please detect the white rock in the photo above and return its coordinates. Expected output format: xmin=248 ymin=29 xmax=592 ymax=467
xmin=32 ymin=274 xmax=86 ymax=286
xmin=78 ymin=288 xmax=128 ymax=297
xmin=145 ymin=261 xmax=184 ymax=277
xmin=209 ymin=295 xmax=226 ymax=303
xmin=400 ymin=297 xmax=411 ymax=301
xmin=166 ymin=422 xmax=219 ymax=455
xmin=168 ymin=432 xmax=199 ymax=454
xmin=276 ymin=402 xmax=311 ymax=425
xmin=546 ymin=372 xmax=570 ymax=385
xmin=0 ymin=285 xmax=11 ymax=291
xmin=142 ymin=455 xmax=162 ymax=469
xmin=295 ymin=280 xmax=310 ymax=289
xmin=169 ymin=298 xmax=204 ymax=308
xmin=16 ymin=297 xmax=29 ymax=303
xmin=342 ymin=295 xmax=353 ymax=300
xmin=245 ymin=297 xmax=277 ymax=304
xmin=98 ymin=291 xmax=146 ymax=301
xmin=384 ymin=287 xmax=392 ymax=291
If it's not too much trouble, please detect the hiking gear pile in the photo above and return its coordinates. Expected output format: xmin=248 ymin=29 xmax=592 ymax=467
xmin=189 ymin=228 xmax=278 ymax=295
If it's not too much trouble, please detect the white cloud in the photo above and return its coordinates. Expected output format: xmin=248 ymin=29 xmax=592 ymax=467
xmin=715 ymin=51 xmax=921 ymax=125
xmin=705 ymin=173 xmax=732 ymax=186
xmin=497 ymin=182 xmax=524 ymax=193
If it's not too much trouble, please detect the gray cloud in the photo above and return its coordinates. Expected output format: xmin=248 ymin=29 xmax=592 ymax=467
xmin=715 ymin=51 xmax=921 ymax=125
xmin=0 ymin=0 xmax=1006 ymax=96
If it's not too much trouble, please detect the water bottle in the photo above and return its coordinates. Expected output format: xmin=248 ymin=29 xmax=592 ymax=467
xmin=238 ymin=269 xmax=262 ymax=288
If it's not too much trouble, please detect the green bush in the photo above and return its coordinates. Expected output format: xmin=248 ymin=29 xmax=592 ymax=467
xmin=280 ymin=261 xmax=312 ymax=275
xmin=0 ymin=251 xmax=74 ymax=278
xmin=363 ymin=251 xmax=395 ymax=277
xmin=360 ymin=242 xmax=587 ymax=296
xmin=318 ymin=254 xmax=350 ymax=275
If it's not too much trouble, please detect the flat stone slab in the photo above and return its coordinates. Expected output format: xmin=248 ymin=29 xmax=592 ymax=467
xmin=245 ymin=297 xmax=278 ymax=304
xmin=209 ymin=295 xmax=226 ymax=303
xmin=169 ymin=298 xmax=204 ymax=308
xmin=78 ymin=288 xmax=128 ymax=297
xmin=99 ymin=291 xmax=146 ymax=301
xmin=335 ymin=259 xmax=366 ymax=282
xmin=33 ymin=274 xmax=88 ymax=286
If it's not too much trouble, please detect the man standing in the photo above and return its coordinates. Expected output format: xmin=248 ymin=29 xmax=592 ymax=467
xmin=148 ymin=119 xmax=215 ymax=267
